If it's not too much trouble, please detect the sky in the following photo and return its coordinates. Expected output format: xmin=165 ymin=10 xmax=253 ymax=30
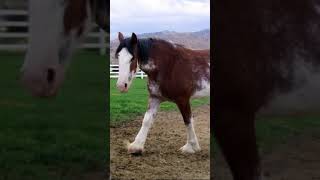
xmin=110 ymin=0 xmax=210 ymax=39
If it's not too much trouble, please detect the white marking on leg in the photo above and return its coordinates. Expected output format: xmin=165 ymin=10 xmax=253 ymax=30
xmin=180 ymin=117 xmax=201 ymax=153
xmin=128 ymin=98 xmax=160 ymax=154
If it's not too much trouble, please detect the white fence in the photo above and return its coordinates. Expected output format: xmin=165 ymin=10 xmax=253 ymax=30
xmin=110 ymin=64 xmax=147 ymax=79
xmin=0 ymin=9 xmax=107 ymax=55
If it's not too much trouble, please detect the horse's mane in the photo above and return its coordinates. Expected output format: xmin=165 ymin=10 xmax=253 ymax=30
xmin=139 ymin=38 xmax=192 ymax=63
xmin=116 ymin=37 xmax=190 ymax=64
xmin=115 ymin=37 xmax=154 ymax=64
xmin=137 ymin=38 xmax=153 ymax=64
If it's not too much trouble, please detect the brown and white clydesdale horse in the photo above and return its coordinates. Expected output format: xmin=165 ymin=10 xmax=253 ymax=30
xmin=115 ymin=32 xmax=210 ymax=154
xmin=214 ymin=0 xmax=320 ymax=179
xmin=21 ymin=0 xmax=108 ymax=97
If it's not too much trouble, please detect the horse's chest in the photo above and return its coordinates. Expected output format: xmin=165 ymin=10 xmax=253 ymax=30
xmin=192 ymin=79 xmax=210 ymax=98
xmin=258 ymin=61 xmax=320 ymax=115
xmin=192 ymin=64 xmax=210 ymax=98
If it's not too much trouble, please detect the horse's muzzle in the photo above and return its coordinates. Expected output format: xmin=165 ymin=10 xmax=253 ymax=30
xmin=116 ymin=82 xmax=128 ymax=93
xmin=20 ymin=68 xmax=61 ymax=98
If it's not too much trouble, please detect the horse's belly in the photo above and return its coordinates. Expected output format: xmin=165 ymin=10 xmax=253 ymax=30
xmin=258 ymin=64 xmax=320 ymax=115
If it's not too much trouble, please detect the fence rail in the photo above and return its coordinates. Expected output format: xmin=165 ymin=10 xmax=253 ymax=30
xmin=110 ymin=64 xmax=147 ymax=79
xmin=0 ymin=9 xmax=107 ymax=55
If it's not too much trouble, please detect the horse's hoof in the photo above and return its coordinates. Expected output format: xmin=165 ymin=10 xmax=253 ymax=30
xmin=127 ymin=143 xmax=144 ymax=155
xmin=179 ymin=143 xmax=201 ymax=154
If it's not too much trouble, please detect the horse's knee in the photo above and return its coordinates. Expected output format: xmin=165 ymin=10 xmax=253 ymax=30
xmin=142 ymin=111 xmax=156 ymax=127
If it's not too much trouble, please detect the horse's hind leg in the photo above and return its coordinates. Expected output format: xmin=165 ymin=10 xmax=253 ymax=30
xmin=213 ymin=107 xmax=261 ymax=180
xmin=128 ymin=97 xmax=160 ymax=154
xmin=177 ymin=100 xmax=201 ymax=153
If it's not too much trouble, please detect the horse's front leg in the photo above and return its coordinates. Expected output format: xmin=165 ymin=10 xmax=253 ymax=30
xmin=213 ymin=107 xmax=261 ymax=180
xmin=128 ymin=97 xmax=160 ymax=154
xmin=177 ymin=100 xmax=201 ymax=153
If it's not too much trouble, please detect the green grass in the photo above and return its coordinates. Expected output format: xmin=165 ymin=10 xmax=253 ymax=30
xmin=256 ymin=115 xmax=320 ymax=153
xmin=212 ymin=114 xmax=320 ymax=155
xmin=4 ymin=51 xmax=320 ymax=179
xmin=110 ymin=79 xmax=210 ymax=124
xmin=0 ymin=51 xmax=108 ymax=180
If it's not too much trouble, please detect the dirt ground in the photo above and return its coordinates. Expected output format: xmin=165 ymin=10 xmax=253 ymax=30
xmin=213 ymin=131 xmax=320 ymax=180
xmin=110 ymin=105 xmax=210 ymax=180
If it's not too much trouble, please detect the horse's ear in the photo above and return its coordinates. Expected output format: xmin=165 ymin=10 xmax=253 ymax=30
xmin=118 ymin=32 xmax=124 ymax=42
xmin=131 ymin=33 xmax=138 ymax=45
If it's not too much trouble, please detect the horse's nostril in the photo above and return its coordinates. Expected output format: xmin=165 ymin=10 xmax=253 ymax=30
xmin=125 ymin=83 xmax=127 ymax=88
xmin=47 ymin=68 xmax=56 ymax=84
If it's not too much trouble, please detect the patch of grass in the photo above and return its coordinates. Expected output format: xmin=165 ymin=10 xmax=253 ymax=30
xmin=256 ymin=115 xmax=320 ymax=153
xmin=110 ymin=79 xmax=210 ymax=124
xmin=0 ymin=51 xmax=108 ymax=180
xmin=212 ymin=114 xmax=320 ymax=155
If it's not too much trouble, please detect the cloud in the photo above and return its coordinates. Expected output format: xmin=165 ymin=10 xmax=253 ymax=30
xmin=110 ymin=0 xmax=210 ymax=39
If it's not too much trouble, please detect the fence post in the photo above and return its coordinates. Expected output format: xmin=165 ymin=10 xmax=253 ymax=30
xmin=99 ymin=28 xmax=106 ymax=55
xmin=0 ymin=9 xmax=107 ymax=54
xmin=109 ymin=64 xmax=148 ymax=79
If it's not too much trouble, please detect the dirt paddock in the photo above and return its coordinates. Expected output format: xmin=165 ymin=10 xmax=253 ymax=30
xmin=213 ymin=129 xmax=320 ymax=180
xmin=110 ymin=105 xmax=210 ymax=180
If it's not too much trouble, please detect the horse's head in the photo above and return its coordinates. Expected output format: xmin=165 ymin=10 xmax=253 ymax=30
xmin=115 ymin=32 xmax=139 ymax=93
xmin=21 ymin=0 xmax=108 ymax=97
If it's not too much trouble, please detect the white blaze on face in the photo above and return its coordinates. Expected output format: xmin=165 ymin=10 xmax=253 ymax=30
xmin=24 ymin=0 xmax=65 ymax=69
xmin=116 ymin=48 xmax=135 ymax=92
xmin=21 ymin=0 xmax=91 ymax=97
